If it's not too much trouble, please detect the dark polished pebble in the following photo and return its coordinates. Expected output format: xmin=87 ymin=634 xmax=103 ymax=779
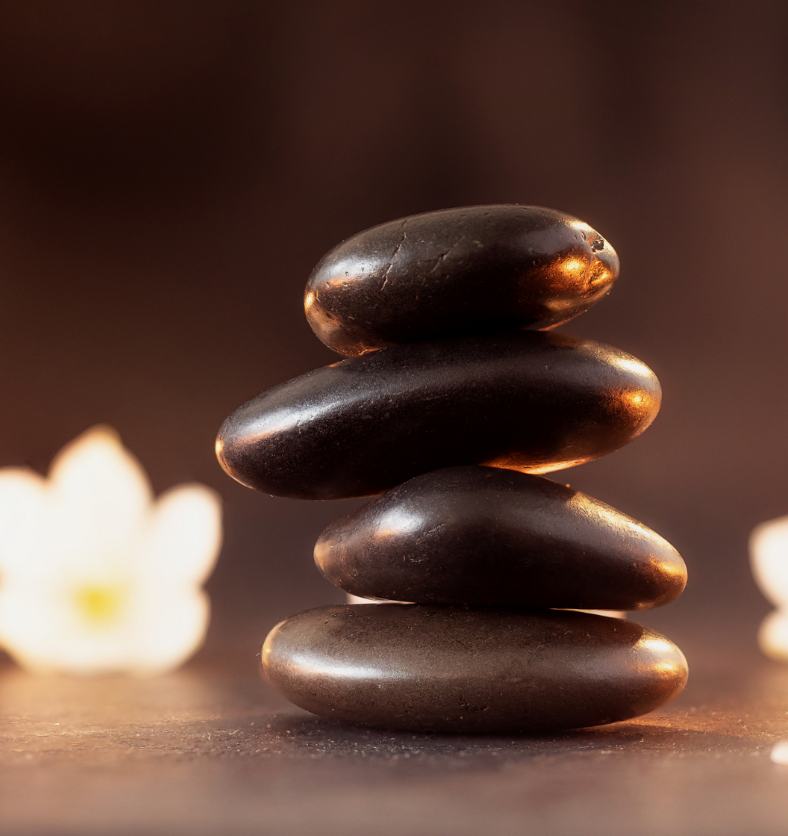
xmin=216 ymin=331 xmax=660 ymax=500
xmin=314 ymin=466 xmax=686 ymax=610
xmin=262 ymin=605 xmax=688 ymax=733
xmin=305 ymin=205 xmax=620 ymax=356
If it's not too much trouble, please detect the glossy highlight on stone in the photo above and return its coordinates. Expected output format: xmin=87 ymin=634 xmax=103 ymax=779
xmin=305 ymin=205 xmax=620 ymax=356
xmin=216 ymin=331 xmax=661 ymax=500
xmin=315 ymin=466 xmax=686 ymax=610
xmin=262 ymin=605 xmax=688 ymax=734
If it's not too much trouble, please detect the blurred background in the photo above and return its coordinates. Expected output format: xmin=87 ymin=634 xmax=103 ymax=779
xmin=0 ymin=0 xmax=783 ymax=664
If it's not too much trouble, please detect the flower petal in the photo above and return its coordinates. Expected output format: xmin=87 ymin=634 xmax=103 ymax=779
xmin=0 ymin=579 xmax=209 ymax=676
xmin=758 ymin=608 xmax=788 ymax=661
xmin=0 ymin=468 xmax=52 ymax=577
xmin=0 ymin=428 xmax=220 ymax=676
xmin=49 ymin=426 xmax=153 ymax=570
xmin=0 ymin=574 xmax=149 ymax=674
xmin=139 ymin=485 xmax=222 ymax=586
xmin=125 ymin=588 xmax=210 ymax=676
xmin=0 ymin=581 xmax=74 ymax=673
xmin=750 ymin=516 xmax=788 ymax=606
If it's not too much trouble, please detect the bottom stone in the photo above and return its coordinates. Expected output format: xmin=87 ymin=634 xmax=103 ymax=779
xmin=262 ymin=605 xmax=688 ymax=734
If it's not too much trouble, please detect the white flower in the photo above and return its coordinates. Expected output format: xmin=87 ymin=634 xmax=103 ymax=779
xmin=750 ymin=515 xmax=788 ymax=661
xmin=771 ymin=740 xmax=788 ymax=765
xmin=0 ymin=426 xmax=222 ymax=676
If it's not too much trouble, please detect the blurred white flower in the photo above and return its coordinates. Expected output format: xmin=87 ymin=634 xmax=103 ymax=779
xmin=0 ymin=426 xmax=222 ymax=676
xmin=750 ymin=515 xmax=788 ymax=661
xmin=771 ymin=740 xmax=788 ymax=765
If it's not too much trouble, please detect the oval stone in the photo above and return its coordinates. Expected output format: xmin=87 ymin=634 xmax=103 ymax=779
xmin=304 ymin=205 xmax=619 ymax=356
xmin=262 ymin=605 xmax=688 ymax=733
xmin=315 ymin=466 xmax=686 ymax=610
xmin=216 ymin=331 xmax=660 ymax=500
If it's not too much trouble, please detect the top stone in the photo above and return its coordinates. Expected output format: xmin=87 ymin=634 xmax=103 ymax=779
xmin=305 ymin=205 xmax=619 ymax=356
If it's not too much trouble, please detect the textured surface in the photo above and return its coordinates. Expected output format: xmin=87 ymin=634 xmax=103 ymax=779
xmin=262 ymin=605 xmax=687 ymax=732
xmin=217 ymin=331 xmax=660 ymax=499
xmin=3 ymin=648 xmax=788 ymax=836
xmin=304 ymin=205 xmax=619 ymax=356
xmin=316 ymin=466 xmax=686 ymax=610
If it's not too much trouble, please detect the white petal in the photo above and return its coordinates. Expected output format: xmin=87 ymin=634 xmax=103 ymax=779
xmin=48 ymin=426 xmax=153 ymax=571
xmin=0 ymin=576 xmax=144 ymax=674
xmin=0 ymin=579 xmax=209 ymax=676
xmin=0 ymin=468 xmax=53 ymax=577
xmin=0 ymin=582 xmax=73 ymax=673
xmin=771 ymin=741 xmax=788 ymax=765
xmin=139 ymin=485 xmax=222 ymax=586
xmin=125 ymin=588 xmax=210 ymax=676
xmin=758 ymin=609 xmax=788 ymax=662
xmin=750 ymin=516 xmax=788 ymax=606
xmin=0 ymin=428 xmax=219 ymax=676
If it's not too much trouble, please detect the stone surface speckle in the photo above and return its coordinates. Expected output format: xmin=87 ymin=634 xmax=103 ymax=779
xmin=1 ymin=651 xmax=788 ymax=836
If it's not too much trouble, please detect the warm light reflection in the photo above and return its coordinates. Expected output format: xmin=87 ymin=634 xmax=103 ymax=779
xmin=372 ymin=506 xmax=424 ymax=540
xmin=288 ymin=652 xmax=391 ymax=681
xmin=0 ymin=426 xmax=222 ymax=676
xmin=750 ymin=515 xmax=788 ymax=661
xmin=634 ymin=634 xmax=685 ymax=676
xmin=560 ymin=258 xmax=585 ymax=276
xmin=605 ymin=356 xmax=643 ymax=378
xmin=347 ymin=594 xmax=622 ymax=616
xmin=346 ymin=593 xmax=407 ymax=604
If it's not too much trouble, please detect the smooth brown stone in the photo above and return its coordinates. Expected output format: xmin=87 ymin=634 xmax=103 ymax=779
xmin=314 ymin=466 xmax=686 ymax=610
xmin=262 ymin=605 xmax=688 ymax=734
xmin=216 ymin=331 xmax=660 ymax=500
xmin=305 ymin=205 xmax=619 ymax=356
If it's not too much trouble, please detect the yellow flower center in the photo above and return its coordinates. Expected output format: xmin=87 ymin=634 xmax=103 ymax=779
xmin=73 ymin=585 xmax=126 ymax=625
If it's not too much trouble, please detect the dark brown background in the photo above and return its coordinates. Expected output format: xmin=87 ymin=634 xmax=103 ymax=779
xmin=0 ymin=0 xmax=784 ymax=664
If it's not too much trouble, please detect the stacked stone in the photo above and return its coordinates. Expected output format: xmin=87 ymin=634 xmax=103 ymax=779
xmin=216 ymin=205 xmax=688 ymax=734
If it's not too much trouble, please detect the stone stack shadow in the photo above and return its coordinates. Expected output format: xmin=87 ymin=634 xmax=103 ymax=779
xmin=217 ymin=205 xmax=688 ymax=734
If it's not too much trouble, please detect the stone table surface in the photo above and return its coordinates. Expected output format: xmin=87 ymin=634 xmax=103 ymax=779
xmin=1 ymin=646 xmax=787 ymax=836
